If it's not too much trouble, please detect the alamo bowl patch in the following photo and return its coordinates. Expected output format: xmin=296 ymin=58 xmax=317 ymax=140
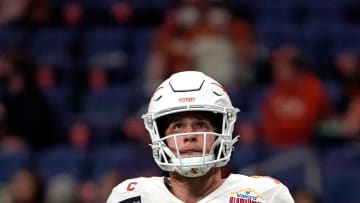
xmin=228 ymin=188 xmax=265 ymax=203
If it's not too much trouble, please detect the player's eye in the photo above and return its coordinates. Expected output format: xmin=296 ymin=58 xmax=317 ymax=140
xmin=171 ymin=122 xmax=183 ymax=131
xmin=196 ymin=121 xmax=212 ymax=131
xmin=175 ymin=123 xmax=183 ymax=129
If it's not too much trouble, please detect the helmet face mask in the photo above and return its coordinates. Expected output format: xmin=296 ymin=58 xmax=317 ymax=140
xmin=142 ymin=71 xmax=239 ymax=177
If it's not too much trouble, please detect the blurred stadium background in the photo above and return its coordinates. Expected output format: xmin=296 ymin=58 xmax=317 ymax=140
xmin=0 ymin=0 xmax=359 ymax=202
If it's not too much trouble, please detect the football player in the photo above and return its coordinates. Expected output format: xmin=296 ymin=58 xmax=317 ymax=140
xmin=107 ymin=71 xmax=294 ymax=203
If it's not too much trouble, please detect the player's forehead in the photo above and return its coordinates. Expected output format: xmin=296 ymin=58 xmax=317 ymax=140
xmin=166 ymin=111 xmax=214 ymax=123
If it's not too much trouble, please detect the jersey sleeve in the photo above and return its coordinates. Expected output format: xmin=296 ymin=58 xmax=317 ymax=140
xmin=249 ymin=175 xmax=295 ymax=203
xmin=106 ymin=178 xmax=144 ymax=203
xmin=271 ymin=185 xmax=294 ymax=203
xmin=268 ymin=183 xmax=295 ymax=203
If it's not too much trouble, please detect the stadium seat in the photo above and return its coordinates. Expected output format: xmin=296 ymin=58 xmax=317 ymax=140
xmin=322 ymin=147 xmax=360 ymax=203
xmin=323 ymin=79 xmax=343 ymax=106
xmin=29 ymin=28 xmax=77 ymax=67
xmin=252 ymin=1 xmax=295 ymax=24
xmin=241 ymin=85 xmax=270 ymax=122
xmin=83 ymin=0 xmax=109 ymax=9
xmin=42 ymin=85 xmax=72 ymax=121
xmin=237 ymin=147 xmax=321 ymax=194
xmin=229 ymin=146 xmax=260 ymax=171
xmin=255 ymin=21 xmax=313 ymax=51
xmin=0 ymin=26 xmax=25 ymax=51
xmin=0 ymin=150 xmax=31 ymax=182
xmin=81 ymin=84 xmax=132 ymax=132
xmin=127 ymin=28 xmax=155 ymax=78
xmin=303 ymin=1 xmax=344 ymax=24
xmin=49 ymin=0 xmax=80 ymax=8
xmin=270 ymin=164 xmax=306 ymax=191
xmin=81 ymin=27 xmax=129 ymax=69
xmin=36 ymin=146 xmax=87 ymax=182
xmin=131 ymin=0 xmax=175 ymax=11
xmin=329 ymin=26 xmax=360 ymax=55
xmin=89 ymin=143 xmax=137 ymax=179
xmin=303 ymin=21 xmax=335 ymax=57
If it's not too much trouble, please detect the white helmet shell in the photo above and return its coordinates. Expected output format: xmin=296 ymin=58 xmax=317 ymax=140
xmin=143 ymin=71 xmax=239 ymax=177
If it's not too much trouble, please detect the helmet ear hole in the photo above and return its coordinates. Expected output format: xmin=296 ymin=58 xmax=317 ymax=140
xmin=211 ymin=112 xmax=223 ymax=134
xmin=156 ymin=116 xmax=168 ymax=138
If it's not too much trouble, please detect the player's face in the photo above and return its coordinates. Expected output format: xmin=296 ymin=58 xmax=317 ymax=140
xmin=164 ymin=112 xmax=217 ymax=157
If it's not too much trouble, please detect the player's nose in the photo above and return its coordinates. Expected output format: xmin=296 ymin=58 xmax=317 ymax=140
xmin=181 ymin=126 xmax=198 ymax=143
xmin=182 ymin=134 xmax=198 ymax=143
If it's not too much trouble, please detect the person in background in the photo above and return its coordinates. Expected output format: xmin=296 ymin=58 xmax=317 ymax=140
xmin=0 ymin=49 xmax=56 ymax=151
xmin=61 ymin=1 xmax=85 ymax=27
xmin=333 ymin=50 xmax=360 ymax=112
xmin=260 ymin=44 xmax=332 ymax=149
xmin=8 ymin=168 xmax=44 ymax=203
xmin=145 ymin=0 xmax=257 ymax=93
xmin=109 ymin=1 xmax=133 ymax=25
xmin=293 ymin=188 xmax=320 ymax=203
xmin=66 ymin=119 xmax=93 ymax=150
xmin=316 ymin=50 xmax=360 ymax=143
xmin=44 ymin=174 xmax=77 ymax=203
xmin=97 ymin=171 xmax=124 ymax=203
xmin=77 ymin=179 xmax=99 ymax=203
xmin=0 ymin=0 xmax=30 ymax=25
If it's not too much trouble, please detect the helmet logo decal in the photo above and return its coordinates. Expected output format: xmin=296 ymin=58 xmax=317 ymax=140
xmin=179 ymin=97 xmax=196 ymax=103
xmin=211 ymin=82 xmax=227 ymax=96
xmin=152 ymin=87 xmax=163 ymax=101
xmin=211 ymin=82 xmax=226 ymax=92
xmin=191 ymin=168 xmax=199 ymax=174
xmin=126 ymin=182 xmax=138 ymax=191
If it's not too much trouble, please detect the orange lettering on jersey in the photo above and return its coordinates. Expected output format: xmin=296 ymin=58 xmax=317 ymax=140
xmin=252 ymin=176 xmax=281 ymax=184
xmin=127 ymin=182 xmax=138 ymax=191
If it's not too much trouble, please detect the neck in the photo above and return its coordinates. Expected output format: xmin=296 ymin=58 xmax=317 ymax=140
xmin=168 ymin=168 xmax=224 ymax=203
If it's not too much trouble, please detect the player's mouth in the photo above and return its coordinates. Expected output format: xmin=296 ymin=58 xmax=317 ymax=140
xmin=179 ymin=150 xmax=203 ymax=157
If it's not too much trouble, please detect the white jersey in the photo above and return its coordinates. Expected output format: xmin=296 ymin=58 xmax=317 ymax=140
xmin=106 ymin=173 xmax=295 ymax=203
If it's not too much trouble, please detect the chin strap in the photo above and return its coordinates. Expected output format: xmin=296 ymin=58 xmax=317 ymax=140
xmin=171 ymin=154 xmax=215 ymax=177
xmin=163 ymin=177 xmax=172 ymax=192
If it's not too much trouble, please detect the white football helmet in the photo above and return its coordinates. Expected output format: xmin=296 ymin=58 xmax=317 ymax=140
xmin=142 ymin=71 xmax=239 ymax=177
